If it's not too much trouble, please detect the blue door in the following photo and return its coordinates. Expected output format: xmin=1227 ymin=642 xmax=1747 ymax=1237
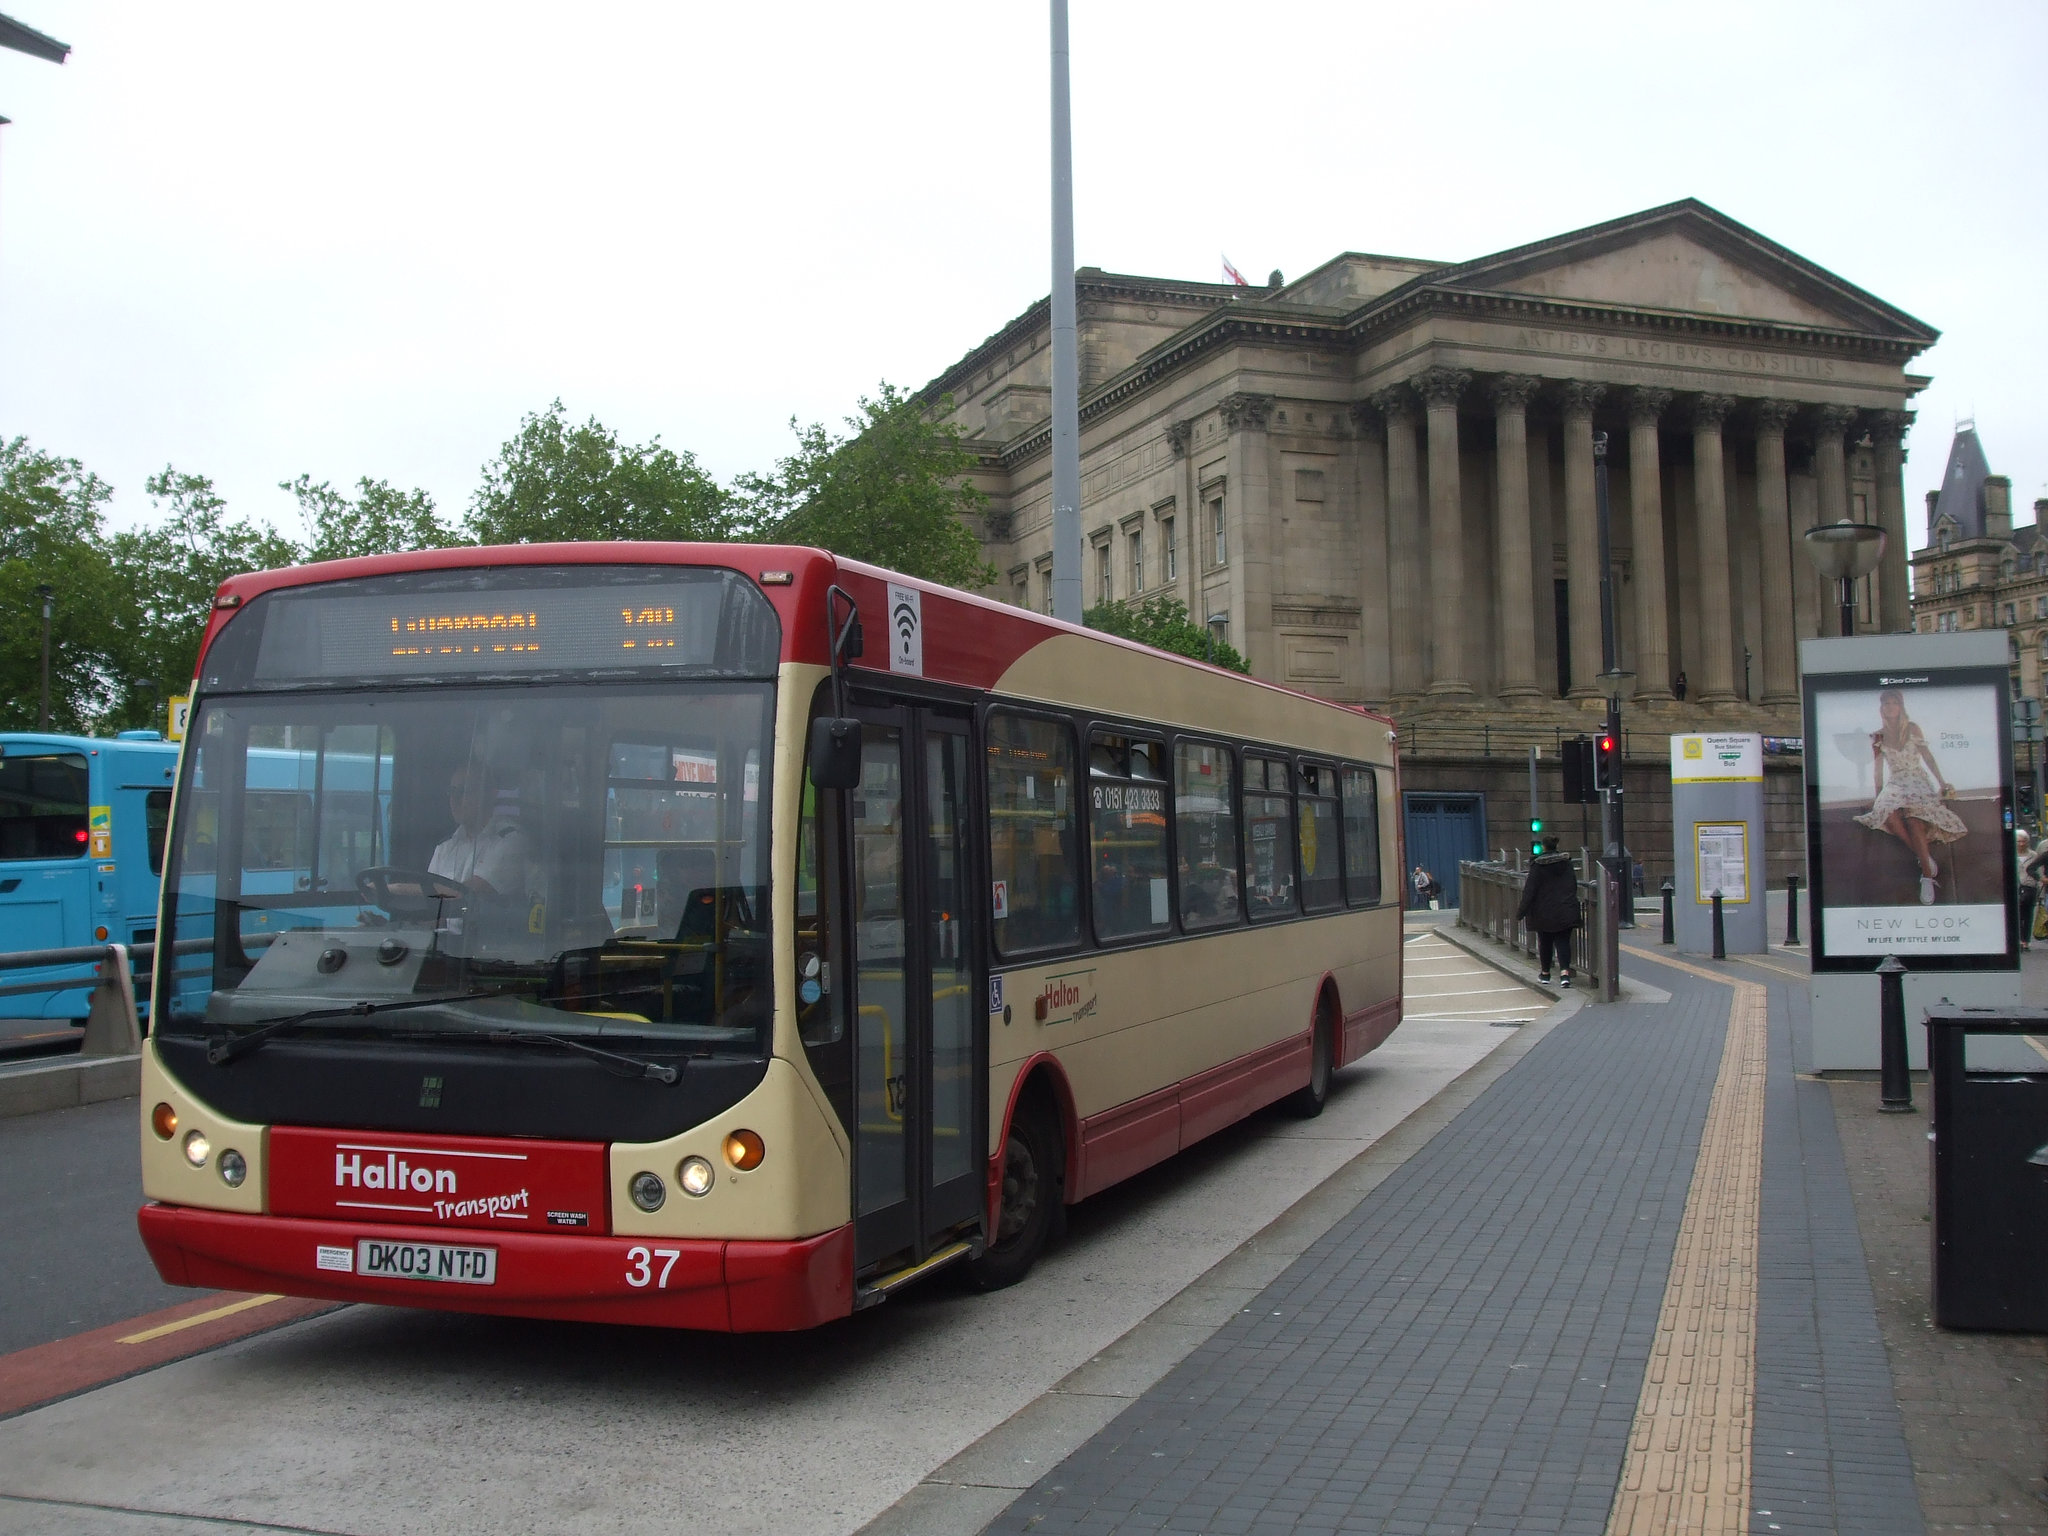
xmin=1403 ymin=794 xmax=1487 ymax=908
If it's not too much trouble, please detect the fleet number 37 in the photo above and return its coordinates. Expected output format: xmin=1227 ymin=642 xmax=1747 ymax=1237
xmin=625 ymin=1245 xmax=682 ymax=1289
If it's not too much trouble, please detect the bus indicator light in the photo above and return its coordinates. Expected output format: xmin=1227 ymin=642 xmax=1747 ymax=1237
xmin=151 ymin=1103 xmax=177 ymax=1140
xmin=723 ymin=1130 xmax=765 ymax=1171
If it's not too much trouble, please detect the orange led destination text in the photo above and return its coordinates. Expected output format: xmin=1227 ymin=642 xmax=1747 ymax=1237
xmin=389 ymin=612 xmax=541 ymax=657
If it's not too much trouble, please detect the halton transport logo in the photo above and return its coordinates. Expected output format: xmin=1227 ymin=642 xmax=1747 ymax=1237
xmin=333 ymin=1145 xmax=535 ymax=1222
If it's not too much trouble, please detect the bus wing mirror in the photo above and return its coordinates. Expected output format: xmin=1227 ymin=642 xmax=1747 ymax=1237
xmin=808 ymin=716 xmax=862 ymax=790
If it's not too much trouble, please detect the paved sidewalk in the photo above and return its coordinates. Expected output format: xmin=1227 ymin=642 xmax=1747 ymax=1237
xmin=972 ymin=947 xmax=1922 ymax=1535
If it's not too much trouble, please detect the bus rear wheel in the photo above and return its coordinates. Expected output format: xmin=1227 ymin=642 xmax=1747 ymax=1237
xmin=965 ymin=1098 xmax=1063 ymax=1291
xmin=1283 ymin=1000 xmax=1335 ymax=1118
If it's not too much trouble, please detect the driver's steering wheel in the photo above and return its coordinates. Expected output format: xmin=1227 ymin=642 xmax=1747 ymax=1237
xmin=356 ymin=866 xmax=468 ymax=924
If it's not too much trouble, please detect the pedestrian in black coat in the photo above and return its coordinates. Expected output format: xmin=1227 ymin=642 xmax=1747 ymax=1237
xmin=1516 ymin=851 xmax=1581 ymax=985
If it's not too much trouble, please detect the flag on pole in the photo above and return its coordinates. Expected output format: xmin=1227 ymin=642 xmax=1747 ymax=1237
xmin=1221 ymin=255 xmax=1248 ymax=286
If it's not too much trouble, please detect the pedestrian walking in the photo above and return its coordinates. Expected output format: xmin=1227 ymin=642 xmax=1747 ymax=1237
xmin=1516 ymin=846 xmax=1581 ymax=986
xmin=1410 ymin=864 xmax=1439 ymax=910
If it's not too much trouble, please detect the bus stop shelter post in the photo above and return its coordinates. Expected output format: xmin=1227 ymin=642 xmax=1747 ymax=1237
xmin=1878 ymin=955 xmax=1913 ymax=1113
xmin=1786 ymin=872 xmax=1801 ymax=945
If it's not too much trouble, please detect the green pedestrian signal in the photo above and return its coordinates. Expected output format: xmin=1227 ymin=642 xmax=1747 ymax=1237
xmin=1530 ymin=815 xmax=1544 ymax=855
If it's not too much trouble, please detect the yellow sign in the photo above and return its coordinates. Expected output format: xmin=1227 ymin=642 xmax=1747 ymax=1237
xmin=1682 ymin=737 xmax=1704 ymax=759
xmin=89 ymin=804 xmax=113 ymax=859
xmin=167 ymin=695 xmax=191 ymax=741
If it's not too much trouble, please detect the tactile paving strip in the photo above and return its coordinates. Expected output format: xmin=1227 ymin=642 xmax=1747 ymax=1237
xmin=1608 ymin=956 xmax=1768 ymax=1536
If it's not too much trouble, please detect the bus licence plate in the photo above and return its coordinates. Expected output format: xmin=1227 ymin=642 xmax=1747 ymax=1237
xmin=355 ymin=1238 xmax=497 ymax=1285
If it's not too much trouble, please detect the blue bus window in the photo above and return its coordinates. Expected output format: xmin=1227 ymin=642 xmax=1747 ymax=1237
xmin=0 ymin=752 xmax=90 ymax=861
xmin=146 ymin=790 xmax=171 ymax=875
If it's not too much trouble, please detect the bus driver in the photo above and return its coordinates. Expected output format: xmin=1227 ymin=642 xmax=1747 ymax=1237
xmin=429 ymin=759 xmax=530 ymax=897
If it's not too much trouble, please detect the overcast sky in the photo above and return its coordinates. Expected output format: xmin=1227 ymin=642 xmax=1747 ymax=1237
xmin=1 ymin=1 xmax=2041 ymax=549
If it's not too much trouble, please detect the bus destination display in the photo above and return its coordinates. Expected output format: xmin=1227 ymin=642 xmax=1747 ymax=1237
xmin=253 ymin=581 xmax=725 ymax=681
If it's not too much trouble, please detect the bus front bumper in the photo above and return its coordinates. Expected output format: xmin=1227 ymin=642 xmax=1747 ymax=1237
xmin=137 ymin=1204 xmax=855 ymax=1332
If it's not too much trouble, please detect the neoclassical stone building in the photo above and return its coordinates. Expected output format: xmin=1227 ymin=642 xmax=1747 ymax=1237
xmin=934 ymin=199 xmax=1931 ymax=712
xmin=926 ymin=200 xmax=1939 ymax=877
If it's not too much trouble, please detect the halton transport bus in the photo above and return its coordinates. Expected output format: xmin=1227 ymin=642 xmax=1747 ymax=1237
xmin=138 ymin=544 xmax=1404 ymax=1330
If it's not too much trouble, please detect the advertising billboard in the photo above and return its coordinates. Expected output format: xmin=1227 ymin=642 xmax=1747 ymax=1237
xmin=1804 ymin=663 xmax=2015 ymax=970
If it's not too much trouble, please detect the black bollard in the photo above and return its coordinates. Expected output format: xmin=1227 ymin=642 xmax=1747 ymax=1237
xmin=1877 ymin=956 xmax=1913 ymax=1113
xmin=1711 ymin=889 xmax=1726 ymax=960
xmin=1661 ymin=878 xmax=1675 ymax=945
xmin=1785 ymin=872 xmax=1802 ymax=946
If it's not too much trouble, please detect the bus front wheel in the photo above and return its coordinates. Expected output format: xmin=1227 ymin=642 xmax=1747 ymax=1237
xmin=966 ymin=1097 xmax=1064 ymax=1291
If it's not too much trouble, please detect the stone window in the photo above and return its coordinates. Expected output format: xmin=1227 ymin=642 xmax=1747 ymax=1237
xmin=2008 ymin=603 xmax=2019 ymax=626
xmin=1040 ymin=567 xmax=1054 ymax=616
xmin=1162 ymin=517 xmax=1177 ymax=582
xmin=1211 ymin=496 xmax=1227 ymax=566
xmin=1096 ymin=541 xmax=1113 ymax=605
xmin=1129 ymin=529 xmax=1144 ymax=594
xmin=2035 ymin=595 xmax=2045 ymax=620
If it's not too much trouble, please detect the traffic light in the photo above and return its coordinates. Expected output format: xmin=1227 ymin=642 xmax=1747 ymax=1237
xmin=1594 ymin=731 xmax=1620 ymax=792
xmin=1561 ymin=736 xmax=1597 ymax=804
xmin=1529 ymin=815 xmax=1545 ymax=856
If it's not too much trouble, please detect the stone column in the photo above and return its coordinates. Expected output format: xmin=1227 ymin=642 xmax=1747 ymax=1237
xmin=1351 ymin=401 xmax=1392 ymax=704
xmin=1374 ymin=385 xmax=1426 ymax=696
xmin=1166 ymin=419 xmax=1198 ymax=617
xmin=1810 ymin=404 xmax=1855 ymax=525
xmin=1220 ymin=392 xmax=1275 ymax=678
xmin=1415 ymin=367 xmax=1474 ymax=695
xmin=1691 ymin=394 xmax=1739 ymax=702
xmin=1490 ymin=375 xmax=1542 ymax=699
xmin=1625 ymin=388 xmax=1673 ymax=699
xmin=1752 ymin=400 xmax=1799 ymax=703
xmin=1869 ymin=408 xmax=1915 ymax=632
xmin=1561 ymin=381 xmax=1606 ymax=698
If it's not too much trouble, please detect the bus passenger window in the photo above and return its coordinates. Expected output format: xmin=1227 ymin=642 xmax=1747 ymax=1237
xmin=146 ymin=791 xmax=172 ymax=875
xmin=0 ymin=752 xmax=89 ymax=860
xmin=1342 ymin=765 xmax=1382 ymax=905
xmin=1174 ymin=742 xmax=1239 ymax=930
xmin=1297 ymin=763 xmax=1342 ymax=912
xmin=986 ymin=713 xmax=1079 ymax=954
xmin=1089 ymin=733 xmax=1169 ymax=941
xmin=1243 ymin=755 xmax=1298 ymax=920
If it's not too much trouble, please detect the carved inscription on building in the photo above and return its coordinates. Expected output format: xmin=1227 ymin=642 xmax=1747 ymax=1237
xmin=1511 ymin=329 xmax=1839 ymax=380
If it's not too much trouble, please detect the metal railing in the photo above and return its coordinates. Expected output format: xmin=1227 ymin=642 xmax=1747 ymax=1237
xmin=1399 ymin=721 xmax=1807 ymax=761
xmin=1454 ymin=858 xmax=1607 ymax=996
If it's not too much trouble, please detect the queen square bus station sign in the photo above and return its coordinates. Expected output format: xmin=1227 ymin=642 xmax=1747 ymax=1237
xmin=1800 ymin=632 xmax=2027 ymax=1070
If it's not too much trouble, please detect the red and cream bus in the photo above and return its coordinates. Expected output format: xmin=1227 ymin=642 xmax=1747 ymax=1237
xmin=138 ymin=545 xmax=1403 ymax=1329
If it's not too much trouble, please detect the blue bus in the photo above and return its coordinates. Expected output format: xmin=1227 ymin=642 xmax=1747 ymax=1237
xmin=0 ymin=731 xmax=180 ymax=1030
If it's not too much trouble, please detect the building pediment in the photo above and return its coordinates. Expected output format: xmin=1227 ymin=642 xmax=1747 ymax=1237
xmin=1423 ymin=200 xmax=1938 ymax=344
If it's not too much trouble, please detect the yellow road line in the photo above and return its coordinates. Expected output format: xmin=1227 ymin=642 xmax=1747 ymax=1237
xmin=1606 ymin=948 xmax=1768 ymax=1536
xmin=120 ymin=1294 xmax=284 ymax=1345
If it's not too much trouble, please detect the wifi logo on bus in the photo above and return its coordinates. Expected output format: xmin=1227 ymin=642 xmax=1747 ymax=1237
xmin=886 ymin=582 xmax=923 ymax=677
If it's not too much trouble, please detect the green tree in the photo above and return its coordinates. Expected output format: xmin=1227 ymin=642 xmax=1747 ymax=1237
xmin=1083 ymin=596 xmax=1249 ymax=673
xmin=0 ymin=438 xmax=123 ymax=732
xmin=104 ymin=468 xmax=300 ymax=723
xmin=286 ymin=474 xmax=453 ymax=563
xmin=737 ymin=383 xmax=997 ymax=590
xmin=466 ymin=401 xmax=730 ymax=545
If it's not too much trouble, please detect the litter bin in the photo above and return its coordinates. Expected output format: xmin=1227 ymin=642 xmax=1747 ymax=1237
xmin=1925 ymin=1005 xmax=2048 ymax=1331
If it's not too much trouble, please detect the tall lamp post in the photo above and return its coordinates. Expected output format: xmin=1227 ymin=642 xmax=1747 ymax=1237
xmin=36 ymin=582 xmax=54 ymax=731
xmin=1802 ymin=520 xmax=1889 ymax=637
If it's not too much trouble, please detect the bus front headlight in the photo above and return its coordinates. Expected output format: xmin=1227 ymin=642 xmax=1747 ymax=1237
xmin=183 ymin=1129 xmax=211 ymax=1166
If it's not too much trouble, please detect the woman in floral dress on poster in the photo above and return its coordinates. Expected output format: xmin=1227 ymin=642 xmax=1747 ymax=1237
xmin=1855 ymin=688 xmax=1968 ymax=905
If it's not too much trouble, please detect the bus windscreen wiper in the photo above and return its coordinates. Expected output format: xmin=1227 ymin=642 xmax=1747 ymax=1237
xmin=207 ymin=992 xmax=497 ymax=1067
xmin=484 ymin=1031 xmax=681 ymax=1084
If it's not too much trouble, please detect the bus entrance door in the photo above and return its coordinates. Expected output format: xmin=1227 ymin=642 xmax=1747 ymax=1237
xmin=849 ymin=706 xmax=986 ymax=1274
